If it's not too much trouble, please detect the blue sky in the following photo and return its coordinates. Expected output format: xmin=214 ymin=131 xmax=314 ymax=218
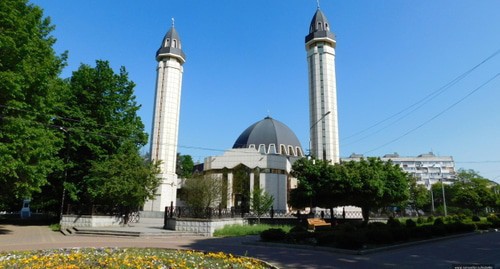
xmin=31 ymin=1 xmax=500 ymax=183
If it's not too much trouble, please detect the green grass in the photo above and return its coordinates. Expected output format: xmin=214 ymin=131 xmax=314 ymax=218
xmin=213 ymin=224 xmax=292 ymax=237
xmin=49 ymin=223 xmax=61 ymax=232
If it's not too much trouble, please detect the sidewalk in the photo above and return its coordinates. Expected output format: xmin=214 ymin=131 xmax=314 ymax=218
xmin=1 ymin=221 xmax=499 ymax=269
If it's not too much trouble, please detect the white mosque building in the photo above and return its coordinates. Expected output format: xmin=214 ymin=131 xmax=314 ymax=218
xmin=145 ymin=8 xmax=340 ymax=213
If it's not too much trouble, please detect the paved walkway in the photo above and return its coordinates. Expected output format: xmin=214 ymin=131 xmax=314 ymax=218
xmin=1 ymin=219 xmax=499 ymax=269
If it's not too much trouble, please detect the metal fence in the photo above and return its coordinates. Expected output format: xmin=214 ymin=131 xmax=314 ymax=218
xmin=65 ymin=204 xmax=138 ymax=216
xmin=165 ymin=206 xmax=363 ymax=220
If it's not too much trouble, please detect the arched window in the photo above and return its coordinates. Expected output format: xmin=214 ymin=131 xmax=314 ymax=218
xmin=288 ymin=146 xmax=295 ymax=156
xmin=173 ymin=39 xmax=177 ymax=48
xmin=296 ymin=147 xmax=303 ymax=157
xmin=258 ymin=144 xmax=266 ymax=154
xmin=317 ymin=22 xmax=322 ymax=30
xmin=164 ymin=38 xmax=170 ymax=47
xmin=280 ymin=144 xmax=287 ymax=155
xmin=268 ymin=144 xmax=277 ymax=154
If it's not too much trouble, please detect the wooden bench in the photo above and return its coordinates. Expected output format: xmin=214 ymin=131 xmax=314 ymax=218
xmin=307 ymin=218 xmax=331 ymax=230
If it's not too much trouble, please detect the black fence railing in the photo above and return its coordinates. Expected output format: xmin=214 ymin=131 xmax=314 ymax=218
xmin=165 ymin=206 xmax=243 ymax=219
xmin=164 ymin=206 xmax=363 ymax=220
xmin=64 ymin=204 xmax=138 ymax=216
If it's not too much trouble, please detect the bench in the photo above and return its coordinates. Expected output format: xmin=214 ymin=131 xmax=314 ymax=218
xmin=307 ymin=218 xmax=331 ymax=230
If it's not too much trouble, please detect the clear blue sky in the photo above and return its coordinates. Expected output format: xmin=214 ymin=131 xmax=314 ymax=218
xmin=31 ymin=1 xmax=500 ymax=183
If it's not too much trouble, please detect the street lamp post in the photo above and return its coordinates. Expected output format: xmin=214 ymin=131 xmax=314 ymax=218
xmin=309 ymin=111 xmax=331 ymax=158
xmin=426 ymin=179 xmax=435 ymax=214
xmin=441 ymin=177 xmax=447 ymax=217
xmin=59 ymin=127 xmax=69 ymax=221
xmin=434 ymin=164 xmax=447 ymax=217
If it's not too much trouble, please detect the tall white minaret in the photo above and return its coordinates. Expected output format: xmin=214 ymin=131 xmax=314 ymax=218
xmin=144 ymin=19 xmax=186 ymax=211
xmin=306 ymin=8 xmax=340 ymax=163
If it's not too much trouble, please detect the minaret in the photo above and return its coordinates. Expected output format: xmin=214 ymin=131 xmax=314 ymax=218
xmin=144 ymin=19 xmax=186 ymax=211
xmin=306 ymin=8 xmax=340 ymax=163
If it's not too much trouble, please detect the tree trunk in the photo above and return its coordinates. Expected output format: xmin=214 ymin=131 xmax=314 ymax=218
xmin=361 ymin=206 xmax=371 ymax=224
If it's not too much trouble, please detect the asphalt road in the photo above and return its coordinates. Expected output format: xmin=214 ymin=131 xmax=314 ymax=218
xmin=0 ymin=224 xmax=499 ymax=269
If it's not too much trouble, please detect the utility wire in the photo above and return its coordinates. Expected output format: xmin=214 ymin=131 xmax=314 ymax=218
xmin=343 ymin=48 xmax=500 ymax=145
xmin=364 ymin=72 xmax=500 ymax=154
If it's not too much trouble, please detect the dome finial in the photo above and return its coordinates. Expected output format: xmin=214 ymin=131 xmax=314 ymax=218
xmin=171 ymin=17 xmax=175 ymax=27
xmin=317 ymin=0 xmax=320 ymax=9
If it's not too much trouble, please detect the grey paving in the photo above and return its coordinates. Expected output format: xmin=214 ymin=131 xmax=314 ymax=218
xmin=0 ymin=219 xmax=499 ymax=269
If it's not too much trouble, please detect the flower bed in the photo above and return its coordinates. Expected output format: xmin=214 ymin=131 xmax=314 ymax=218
xmin=0 ymin=248 xmax=276 ymax=269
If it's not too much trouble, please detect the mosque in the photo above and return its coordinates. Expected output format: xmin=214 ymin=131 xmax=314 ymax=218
xmin=144 ymin=7 xmax=340 ymax=213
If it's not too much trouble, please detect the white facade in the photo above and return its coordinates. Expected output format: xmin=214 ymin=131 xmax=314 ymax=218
xmin=306 ymin=10 xmax=340 ymax=163
xmin=343 ymin=152 xmax=456 ymax=189
xmin=144 ymin=24 xmax=186 ymax=212
xmin=204 ymin=148 xmax=299 ymax=212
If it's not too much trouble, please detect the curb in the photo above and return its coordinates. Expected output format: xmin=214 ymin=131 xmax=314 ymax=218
xmin=243 ymin=230 xmax=496 ymax=255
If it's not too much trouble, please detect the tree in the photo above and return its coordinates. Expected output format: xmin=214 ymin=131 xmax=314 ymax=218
xmin=54 ymin=60 xmax=149 ymax=208
xmin=0 ymin=0 xmax=67 ymax=207
xmin=405 ymin=176 xmax=430 ymax=216
xmin=176 ymin=153 xmax=194 ymax=179
xmin=450 ymin=169 xmax=496 ymax=215
xmin=181 ymin=174 xmax=225 ymax=218
xmin=290 ymin=158 xmax=349 ymax=210
xmin=251 ymin=187 xmax=274 ymax=224
xmin=346 ymin=158 xmax=410 ymax=223
xmin=85 ymin=141 xmax=161 ymax=219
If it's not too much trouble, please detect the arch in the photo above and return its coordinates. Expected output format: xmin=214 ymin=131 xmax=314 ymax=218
xmin=280 ymin=144 xmax=287 ymax=155
xmin=268 ymin=144 xmax=277 ymax=154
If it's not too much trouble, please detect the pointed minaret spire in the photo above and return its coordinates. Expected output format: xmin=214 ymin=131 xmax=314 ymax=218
xmin=305 ymin=7 xmax=339 ymax=163
xmin=145 ymin=18 xmax=186 ymax=212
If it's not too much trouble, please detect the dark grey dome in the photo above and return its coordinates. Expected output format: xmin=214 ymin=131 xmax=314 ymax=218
xmin=233 ymin=117 xmax=304 ymax=157
xmin=305 ymin=9 xmax=335 ymax=44
xmin=157 ymin=23 xmax=186 ymax=62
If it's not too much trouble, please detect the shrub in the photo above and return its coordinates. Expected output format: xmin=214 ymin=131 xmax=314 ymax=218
xmin=471 ymin=215 xmax=481 ymax=222
xmin=260 ymin=228 xmax=286 ymax=242
xmin=416 ymin=217 xmax=425 ymax=225
xmin=434 ymin=217 xmax=444 ymax=226
xmin=387 ymin=217 xmax=401 ymax=228
xmin=391 ymin=227 xmax=410 ymax=242
xmin=445 ymin=222 xmax=476 ymax=234
xmin=406 ymin=219 xmax=417 ymax=228
xmin=366 ymin=227 xmax=394 ymax=244
xmin=431 ymin=224 xmax=447 ymax=236
xmin=491 ymin=219 xmax=500 ymax=228
xmin=427 ymin=215 xmax=435 ymax=223
xmin=315 ymin=231 xmax=336 ymax=246
xmin=366 ymin=222 xmax=386 ymax=229
xmin=334 ymin=231 xmax=364 ymax=250
xmin=475 ymin=222 xmax=491 ymax=230
xmin=288 ymin=225 xmax=313 ymax=243
xmin=336 ymin=222 xmax=357 ymax=232
xmin=410 ymin=225 xmax=434 ymax=239
xmin=486 ymin=214 xmax=499 ymax=223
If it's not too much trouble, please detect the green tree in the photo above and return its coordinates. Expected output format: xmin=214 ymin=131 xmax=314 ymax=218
xmin=430 ymin=181 xmax=454 ymax=215
xmin=343 ymin=158 xmax=410 ymax=223
xmin=176 ymin=153 xmax=194 ymax=179
xmin=291 ymin=157 xmax=409 ymax=223
xmin=85 ymin=141 xmax=161 ymax=218
xmin=55 ymin=60 xmax=149 ymax=208
xmin=251 ymin=187 xmax=274 ymax=224
xmin=450 ymin=169 xmax=496 ymax=215
xmin=0 ymin=0 xmax=67 ymax=207
xmin=181 ymin=174 xmax=225 ymax=218
xmin=290 ymin=158 xmax=349 ymax=210
xmin=405 ymin=176 xmax=430 ymax=216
